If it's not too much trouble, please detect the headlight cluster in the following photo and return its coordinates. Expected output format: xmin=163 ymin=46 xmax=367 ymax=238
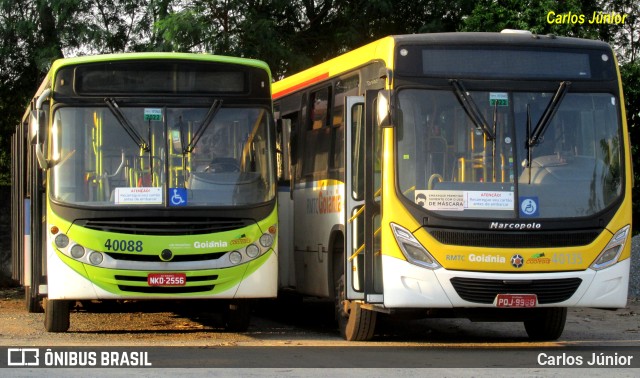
xmin=52 ymin=230 xmax=104 ymax=266
xmin=390 ymin=223 xmax=440 ymax=270
xmin=591 ymin=225 xmax=630 ymax=270
xmin=227 ymin=225 xmax=276 ymax=266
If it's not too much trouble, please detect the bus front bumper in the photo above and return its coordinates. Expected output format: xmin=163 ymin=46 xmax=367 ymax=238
xmin=381 ymin=255 xmax=630 ymax=309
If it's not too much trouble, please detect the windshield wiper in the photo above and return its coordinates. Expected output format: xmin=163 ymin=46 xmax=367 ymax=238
xmin=450 ymin=79 xmax=495 ymax=141
xmin=183 ymin=99 xmax=223 ymax=153
xmin=491 ymin=101 xmax=498 ymax=182
xmin=104 ymin=98 xmax=150 ymax=152
xmin=528 ymin=81 xmax=570 ymax=147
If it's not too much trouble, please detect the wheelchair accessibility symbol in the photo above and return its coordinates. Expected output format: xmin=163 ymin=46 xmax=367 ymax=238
xmin=519 ymin=197 xmax=539 ymax=217
xmin=170 ymin=188 xmax=187 ymax=206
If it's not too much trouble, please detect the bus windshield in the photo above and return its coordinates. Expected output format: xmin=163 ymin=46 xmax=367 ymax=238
xmin=51 ymin=105 xmax=275 ymax=207
xmin=396 ymin=88 xmax=622 ymax=219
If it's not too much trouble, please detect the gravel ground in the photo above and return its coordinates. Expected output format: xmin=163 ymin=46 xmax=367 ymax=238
xmin=630 ymin=234 xmax=640 ymax=298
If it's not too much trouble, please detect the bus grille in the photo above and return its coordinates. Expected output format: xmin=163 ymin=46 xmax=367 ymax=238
xmin=105 ymin=252 xmax=224 ymax=262
xmin=450 ymin=277 xmax=582 ymax=304
xmin=429 ymin=229 xmax=599 ymax=248
xmin=115 ymin=274 xmax=218 ymax=294
xmin=77 ymin=218 xmax=250 ymax=235
xmin=117 ymin=285 xmax=215 ymax=294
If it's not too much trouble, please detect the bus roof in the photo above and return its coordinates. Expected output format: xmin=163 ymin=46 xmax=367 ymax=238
xmin=50 ymin=52 xmax=271 ymax=74
xmin=30 ymin=52 xmax=271 ymax=100
xmin=272 ymin=36 xmax=395 ymax=100
xmin=272 ymin=32 xmax=613 ymax=100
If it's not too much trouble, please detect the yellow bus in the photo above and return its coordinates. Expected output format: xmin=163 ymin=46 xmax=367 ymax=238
xmin=273 ymin=32 xmax=632 ymax=341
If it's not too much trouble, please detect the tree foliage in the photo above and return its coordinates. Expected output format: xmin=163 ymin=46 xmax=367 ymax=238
xmin=0 ymin=0 xmax=639 ymax=232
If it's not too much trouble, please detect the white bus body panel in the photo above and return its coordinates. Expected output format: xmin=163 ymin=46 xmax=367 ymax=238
xmin=46 ymin=245 xmax=279 ymax=300
xmin=46 ymin=247 xmax=100 ymax=300
xmin=234 ymin=251 xmax=278 ymax=298
xmin=381 ymin=255 xmax=630 ymax=308
xmin=291 ymin=181 xmax=345 ymax=297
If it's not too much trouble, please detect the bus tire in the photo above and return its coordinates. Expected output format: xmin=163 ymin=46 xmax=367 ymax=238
xmin=335 ymin=276 xmax=377 ymax=341
xmin=44 ymin=298 xmax=70 ymax=332
xmin=222 ymin=300 xmax=251 ymax=332
xmin=524 ymin=307 xmax=567 ymax=341
xmin=25 ymin=286 xmax=43 ymax=313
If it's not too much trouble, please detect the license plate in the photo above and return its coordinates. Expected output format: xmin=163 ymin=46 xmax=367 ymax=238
xmin=495 ymin=293 xmax=537 ymax=308
xmin=147 ymin=273 xmax=186 ymax=286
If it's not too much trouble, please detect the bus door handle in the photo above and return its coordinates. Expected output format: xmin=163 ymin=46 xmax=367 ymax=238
xmin=317 ymin=244 xmax=324 ymax=263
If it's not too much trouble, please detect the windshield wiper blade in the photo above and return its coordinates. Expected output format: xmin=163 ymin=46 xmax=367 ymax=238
xmin=450 ymin=79 xmax=495 ymax=140
xmin=184 ymin=99 xmax=222 ymax=153
xmin=528 ymin=81 xmax=570 ymax=147
xmin=491 ymin=101 xmax=498 ymax=182
xmin=104 ymin=98 xmax=150 ymax=151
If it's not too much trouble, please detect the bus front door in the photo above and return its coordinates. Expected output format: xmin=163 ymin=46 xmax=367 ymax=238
xmin=344 ymin=93 xmax=383 ymax=305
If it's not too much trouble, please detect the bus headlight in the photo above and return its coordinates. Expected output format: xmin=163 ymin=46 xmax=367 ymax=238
xmin=390 ymin=223 xmax=440 ymax=270
xmin=259 ymin=233 xmax=274 ymax=248
xmin=591 ymin=225 xmax=630 ymax=270
xmin=70 ymin=244 xmax=86 ymax=259
xmin=55 ymin=234 xmax=70 ymax=249
xmin=246 ymin=244 xmax=260 ymax=258
xmin=229 ymin=251 xmax=242 ymax=264
xmin=88 ymin=251 xmax=104 ymax=265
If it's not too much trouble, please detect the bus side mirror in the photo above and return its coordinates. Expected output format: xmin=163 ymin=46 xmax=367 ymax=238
xmin=29 ymin=109 xmax=49 ymax=169
xmin=29 ymin=110 xmax=46 ymax=145
xmin=377 ymin=91 xmax=393 ymax=128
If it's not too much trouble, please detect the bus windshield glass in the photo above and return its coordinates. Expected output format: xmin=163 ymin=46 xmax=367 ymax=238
xmin=396 ymin=89 xmax=622 ymax=219
xmin=50 ymin=106 xmax=275 ymax=207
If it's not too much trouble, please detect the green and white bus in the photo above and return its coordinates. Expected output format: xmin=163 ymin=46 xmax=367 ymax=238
xmin=11 ymin=53 xmax=278 ymax=332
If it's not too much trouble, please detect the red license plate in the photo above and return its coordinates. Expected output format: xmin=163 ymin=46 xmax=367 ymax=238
xmin=147 ymin=273 xmax=186 ymax=286
xmin=495 ymin=294 xmax=537 ymax=308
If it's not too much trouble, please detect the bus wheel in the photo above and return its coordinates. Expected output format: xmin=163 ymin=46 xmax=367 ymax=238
xmin=43 ymin=298 xmax=70 ymax=332
xmin=25 ymin=286 xmax=43 ymax=313
xmin=335 ymin=276 xmax=377 ymax=341
xmin=524 ymin=307 xmax=567 ymax=341
xmin=222 ymin=300 xmax=251 ymax=332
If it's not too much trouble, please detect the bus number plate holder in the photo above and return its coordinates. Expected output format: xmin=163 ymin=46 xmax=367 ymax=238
xmin=147 ymin=273 xmax=187 ymax=286
xmin=495 ymin=293 xmax=537 ymax=308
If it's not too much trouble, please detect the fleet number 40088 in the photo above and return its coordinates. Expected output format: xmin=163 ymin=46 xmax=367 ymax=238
xmin=104 ymin=239 xmax=143 ymax=252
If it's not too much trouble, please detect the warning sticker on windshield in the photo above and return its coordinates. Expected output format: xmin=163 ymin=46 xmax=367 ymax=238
xmin=467 ymin=191 xmax=514 ymax=210
xmin=115 ymin=187 xmax=162 ymax=204
xmin=416 ymin=190 xmax=464 ymax=211
xmin=416 ymin=190 xmax=514 ymax=211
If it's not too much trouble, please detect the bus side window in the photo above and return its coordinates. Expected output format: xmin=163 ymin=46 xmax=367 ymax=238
xmin=332 ymin=75 xmax=359 ymax=174
xmin=309 ymin=87 xmax=330 ymax=130
xmin=302 ymin=87 xmax=332 ymax=178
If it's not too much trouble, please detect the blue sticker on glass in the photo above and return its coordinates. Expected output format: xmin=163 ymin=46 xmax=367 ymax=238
xmin=519 ymin=197 xmax=539 ymax=217
xmin=169 ymin=188 xmax=188 ymax=206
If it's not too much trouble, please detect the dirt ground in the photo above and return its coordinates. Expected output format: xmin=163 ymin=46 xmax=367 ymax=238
xmin=1 ymin=286 xmax=638 ymax=347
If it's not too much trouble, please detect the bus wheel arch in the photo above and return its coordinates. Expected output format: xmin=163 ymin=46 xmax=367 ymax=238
xmin=330 ymin=228 xmax=377 ymax=341
xmin=328 ymin=228 xmax=345 ymax=299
